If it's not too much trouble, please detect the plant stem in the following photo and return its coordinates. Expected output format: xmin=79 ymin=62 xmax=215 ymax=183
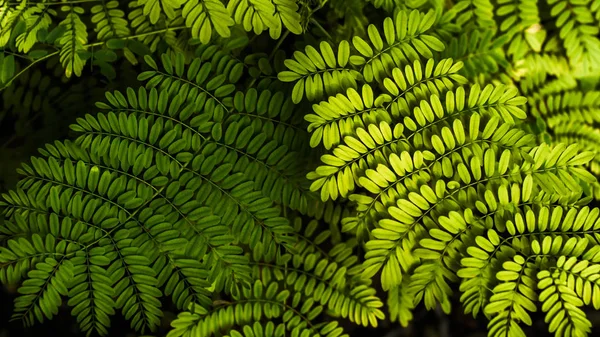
xmin=269 ymin=30 xmax=290 ymax=60
xmin=309 ymin=18 xmax=332 ymax=41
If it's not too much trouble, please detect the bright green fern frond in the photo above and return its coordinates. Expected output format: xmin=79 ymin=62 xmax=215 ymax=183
xmin=91 ymin=0 xmax=131 ymax=41
xmin=15 ymin=3 xmax=55 ymax=53
xmin=223 ymin=322 xmax=303 ymax=337
xmin=182 ymin=0 xmax=234 ymax=44
xmin=58 ymin=6 xmax=88 ymax=78
xmin=11 ymin=256 xmax=74 ymax=326
xmin=349 ymin=9 xmax=446 ymax=83
xmin=457 ymin=204 xmax=600 ymax=337
xmin=305 ymin=84 xmax=388 ymax=151
xmin=0 ymin=0 xmax=26 ymax=47
xmin=538 ymin=269 xmax=592 ymax=337
xmin=548 ymin=0 xmax=600 ymax=73
xmin=128 ymin=0 xmax=184 ymax=52
xmin=303 ymin=59 xmax=467 ymax=151
xmin=309 ymin=84 xmax=530 ymax=204
xmin=358 ymin=137 xmax=593 ymax=290
xmin=137 ymin=0 xmax=183 ymax=24
xmin=387 ymin=279 xmax=415 ymax=327
xmin=278 ymin=40 xmax=361 ymax=104
xmin=227 ymin=0 xmax=303 ymax=39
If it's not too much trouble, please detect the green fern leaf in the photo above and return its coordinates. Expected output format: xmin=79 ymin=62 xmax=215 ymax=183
xmin=58 ymin=6 xmax=88 ymax=78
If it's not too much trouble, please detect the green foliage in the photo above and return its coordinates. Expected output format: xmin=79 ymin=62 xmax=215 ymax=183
xmin=2 ymin=1 xmax=600 ymax=337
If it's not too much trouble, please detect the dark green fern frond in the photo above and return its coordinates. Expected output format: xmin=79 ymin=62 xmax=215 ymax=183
xmin=447 ymin=0 xmax=495 ymax=32
xmin=139 ymin=53 xmax=321 ymax=214
xmin=166 ymin=279 xmax=347 ymax=337
xmin=166 ymin=215 xmax=386 ymax=337
xmin=0 ymin=50 xmax=314 ymax=334
xmin=440 ymin=30 xmax=509 ymax=80
xmin=250 ymin=216 xmax=385 ymax=327
xmin=226 ymin=89 xmax=318 ymax=213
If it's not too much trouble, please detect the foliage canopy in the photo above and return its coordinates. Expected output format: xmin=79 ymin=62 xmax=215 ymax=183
xmin=2 ymin=1 xmax=600 ymax=337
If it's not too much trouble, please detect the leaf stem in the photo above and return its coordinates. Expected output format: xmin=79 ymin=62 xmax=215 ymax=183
xmin=309 ymin=18 xmax=332 ymax=41
xmin=269 ymin=30 xmax=290 ymax=60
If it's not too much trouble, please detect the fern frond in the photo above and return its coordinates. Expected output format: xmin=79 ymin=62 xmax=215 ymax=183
xmin=182 ymin=0 xmax=234 ymax=44
xmin=387 ymin=279 xmax=415 ymax=327
xmin=457 ymin=202 xmax=600 ymax=336
xmin=166 ymin=280 xmax=344 ymax=337
xmin=349 ymin=9 xmax=446 ymax=83
xmin=137 ymin=0 xmax=183 ymax=24
xmin=303 ymin=58 xmax=467 ymax=151
xmin=447 ymin=0 xmax=495 ymax=31
xmin=11 ymin=256 xmax=74 ymax=326
xmin=0 ymin=0 xmax=26 ymax=47
xmin=440 ymin=30 xmax=509 ymax=80
xmin=309 ymin=84 xmax=528 ymax=203
xmin=227 ymin=89 xmax=317 ymax=213
xmin=278 ymin=40 xmax=360 ymax=104
xmin=128 ymin=0 xmax=184 ymax=52
xmin=227 ymin=0 xmax=303 ymax=39
xmin=91 ymin=0 xmax=131 ymax=41
xmin=496 ymin=0 xmax=545 ymax=59
xmin=548 ymin=0 xmax=600 ymax=73
xmin=139 ymin=53 xmax=320 ymax=213
xmin=538 ymin=269 xmax=592 ymax=337
xmin=251 ymin=217 xmax=385 ymax=327
xmin=68 ymin=248 xmax=115 ymax=336
xmin=15 ymin=3 xmax=55 ymax=53
xmin=58 ymin=6 xmax=88 ymax=78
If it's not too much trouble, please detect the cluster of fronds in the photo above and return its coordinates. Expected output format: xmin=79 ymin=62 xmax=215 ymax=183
xmin=2 ymin=1 xmax=600 ymax=337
